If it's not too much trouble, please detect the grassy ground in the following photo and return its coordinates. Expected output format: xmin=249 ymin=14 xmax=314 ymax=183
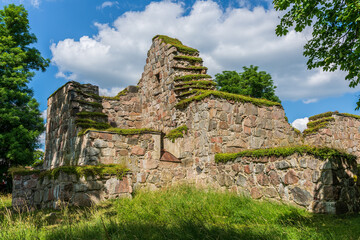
xmin=1 ymin=186 xmax=360 ymax=240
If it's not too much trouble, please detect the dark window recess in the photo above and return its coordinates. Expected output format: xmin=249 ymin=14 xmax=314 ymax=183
xmin=155 ymin=73 xmax=160 ymax=82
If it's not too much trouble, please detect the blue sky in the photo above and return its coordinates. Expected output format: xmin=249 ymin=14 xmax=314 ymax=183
xmin=2 ymin=0 xmax=360 ymax=142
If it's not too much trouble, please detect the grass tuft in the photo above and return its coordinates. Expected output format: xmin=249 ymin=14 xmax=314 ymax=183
xmin=173 ymin=55 xmax=203 ymax=63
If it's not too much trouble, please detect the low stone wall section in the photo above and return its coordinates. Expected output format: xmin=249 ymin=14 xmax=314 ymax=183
xmin=12 ymin=172 xmax=132 ymax=209
xmin=133 ymin=153 xmax=359 ymax=214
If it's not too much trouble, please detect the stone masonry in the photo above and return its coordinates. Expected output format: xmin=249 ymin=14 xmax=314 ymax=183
xmin=12 ymin=36 xmax=360 ymax=213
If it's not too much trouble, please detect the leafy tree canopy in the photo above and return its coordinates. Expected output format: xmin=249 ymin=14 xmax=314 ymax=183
xmin=273 ymin=0 xmax=360 ymax=108
xmin=214 ymin=65 xmax=281 ymax=103
xmin=0 ymin=4 xmax=49 ymax=167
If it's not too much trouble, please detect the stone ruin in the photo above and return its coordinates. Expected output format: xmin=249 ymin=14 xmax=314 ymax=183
xmin=12 ymin=35 xmax=360 ymax=214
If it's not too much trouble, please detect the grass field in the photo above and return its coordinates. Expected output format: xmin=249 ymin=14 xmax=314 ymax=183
xmin=1 ymin=186 xmax=360 ymax=240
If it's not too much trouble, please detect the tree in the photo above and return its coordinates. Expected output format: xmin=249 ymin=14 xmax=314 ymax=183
xmin=0 ymin=4 xmax=49 ymax=168
xmin=214 ymin=65 xmax=281 ymax=103
xmin=273 ymin=0 xmax=360 ymax=108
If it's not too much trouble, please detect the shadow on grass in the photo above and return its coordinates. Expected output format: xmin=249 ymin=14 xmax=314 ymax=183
xmin=44 ymin=220 xmax=281 ymax=240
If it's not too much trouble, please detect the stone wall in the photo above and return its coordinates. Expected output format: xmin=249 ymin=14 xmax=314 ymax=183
xmin=101 ymin=86 xmax=142 ymax=129
xmin=133 ymin=153 xmax=359 ymax=214
xmin=164 ymin=98 xmax=302 ymax=170
xmin=76 ymin=130 xmax=161 ymax=168
xmin=45 ymin=82 xmax=104 ymax=169
xmin=12 ymin=172 xmax=132 ymax=209
xmin=305 ymin=114 xmax=360 ymax=160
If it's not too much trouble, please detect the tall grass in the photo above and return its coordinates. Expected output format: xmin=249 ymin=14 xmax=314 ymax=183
xmin=0 ymin=186 xmax=359 ymax=239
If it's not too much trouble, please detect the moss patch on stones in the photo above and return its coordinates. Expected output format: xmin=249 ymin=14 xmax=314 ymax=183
xmin=101 ymin=88 xmax=129 ymax=100
xmin=154 ymin=35 xmax=199 ymax=55
xmin=10 ymin=164 xmax=129 ymax=180
xmin=75 ymin=119 xmax=111 ymax=130
xmin=337 ymin=112 xmax=360 ymax=119
xmin=215 ymin=145 xmax=356 ymax=163
xmin=165 ymin=125 xmax=188 ymax=142
xmin=175 ymin=90 xmax=282 ymax=109
xmin=76 ymin=111 xmax=107 ymax=118
xmin=308 ymin=111 xmax=338 ymax=121
xmin=74 ymin=100 xmax=102 ymax=108
xmin=175 ymin=74 xmax=212 ymax=82
xmin=303 ymin=117 xmax=335 ymax=136
xmin=173 ymin=65 xmax=208 ymax=71
xmin=8 ymin=166 xmax=40 ymax=177
xmin=173 ymin=55 xmax=203 ymax=63
xmin=78 ymin=127 xmax=160 ymax=136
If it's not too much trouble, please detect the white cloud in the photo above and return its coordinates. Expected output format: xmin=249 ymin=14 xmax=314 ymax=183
xmin=291 ymin=117 xmax=309 ymax=132
xmin=302 ymin=98 xmax=318 ymax=104
xmin=41 ymin=109 xmax=47 ymax=121
xmin=99 ymin=87 xmax=124 ymax=96
xmin=30 ymin=0 xmax=40 ymax=8
xmin=51 ymin=0 xmax=360 ymax=101
xmin=97 ymin=1 xmax=119 ymax=10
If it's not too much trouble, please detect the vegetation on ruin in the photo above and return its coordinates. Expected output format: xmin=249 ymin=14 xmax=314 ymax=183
xmin=154 ymin=35 xmax=199 ymax=55
xmin=173 ymin=55 xmax=203 ymax=63
xmin=76 ymin=111 xmax=108 ymax=118
xmin=306 ymin=117 xmax=335 ymax=130
xmin=214 ymin=66 xmax=281 ymax=103
xmin=75 ymin=119 xmax=111 ymax=131
xmin=175 ymin=90 xmax=282 ymax=109
xmin=337 ymin=112 xmax=360 ymax=120
xmin=308 ymin=111 xmax=337 ymax=121
xmin=165 ymin=125 xmax=188 ymax=142
xmin=74 ymin=100 xmax=102 ymax=108
xmin=2 ymin=186 xmax=360 ymax=239
xmin=173 ymin=65 xmax=208 ymax=71
xmin=175 ymin=80 xmax=216 ymax=87
xmin=215 ymin=145 xmax=356 ymax=163
xmin=174 ymin=74 xmax=212 ymax=82
xmin=40 ymin=164 xmax=129 ymax=181
xmin=101 ymin=88 xmax=130 ymax=100
xmin=78 ymin=127 xmax=160 ymax=137
xmin=8 ymin=166 xmax=41 ymax=177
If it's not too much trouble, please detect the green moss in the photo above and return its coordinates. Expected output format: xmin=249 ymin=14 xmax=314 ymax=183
xmin=74 ymin=100 xmax=102 ymax=108
xmin=175 ymin=74 xmax=212 ymax=82
xmin=75 ymin=119 xmax=111 ymax=130
xmin=78 ymin=127 xmax=161 ymax=136
xmin=165 ymin=125 xmax=188 ymax=142
xmin=215 ymin=145 xmax=356 ymax=163
xmin=284 ymin=116 xmax=288 ymax=122
xmin=293 ymin=128 xmax=301 ymax=135
xmin=303 ymin=117 xmax=335 ymax=135
xmin=308 ymin=111 xmax=338 ymax=121
xmin=76 ymin=111 xmax=107 ymax=118
xmin=153 ymin=35 xmax=199 ymax=55
xmin=173 ymin=65 xmax=208 ymax=70
xmin=307 ymin=117 xmax=335 ymax=129
xmin=101 ymin=88 xmax=129 ymax=100
xmin=337 ymin=112 xmax=360 ymax=119
xmin=39 ymin=164 xmax=129 ymax=181
xmin=175 ymin=80 xmax=216 ymax=87
xmin=174 ymin=55 xmax=203 ymax=63
xmin=177 ymin=89 xmax=202 ymax=98
xmin=175 ymin=90 xmax=282 ymax=109
xmin=32 ymin=160 xmax=44 ymax=168
xmin=8 ymin=166 xmax=40 ymax=177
